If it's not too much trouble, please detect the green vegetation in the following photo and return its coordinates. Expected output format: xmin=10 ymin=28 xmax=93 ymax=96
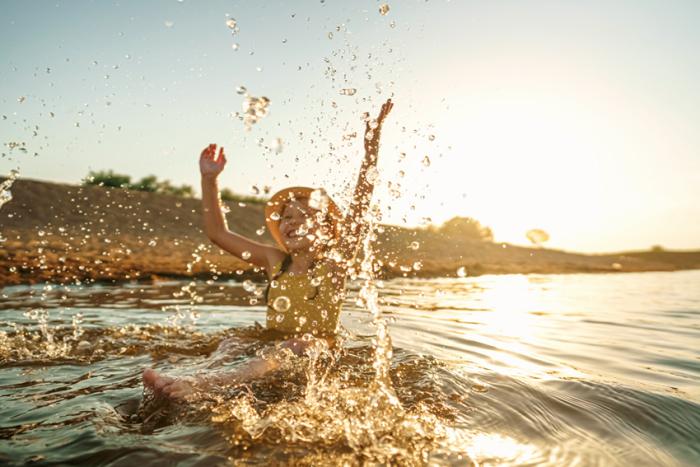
xmin=84 ymin=170 xmax=132 ymax=189
xmin=83 ymin=170 xmax=265 ymax=203
xmin=220 ymin=188 xmax=267 ymax=205
xmin=84 ymin=170 xmax=194 ymax=197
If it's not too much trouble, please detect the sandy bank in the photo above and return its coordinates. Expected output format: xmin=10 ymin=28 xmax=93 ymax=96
xmin=1 ymin=178 xmax=699 ymax=286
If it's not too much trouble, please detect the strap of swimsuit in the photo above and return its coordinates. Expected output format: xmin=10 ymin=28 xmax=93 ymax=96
xmin=264 ymin=254 xmax=292 ymax=303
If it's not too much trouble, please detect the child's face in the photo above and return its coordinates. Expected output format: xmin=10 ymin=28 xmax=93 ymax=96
xmin=279 ymin=199 xmax=331 ymax=252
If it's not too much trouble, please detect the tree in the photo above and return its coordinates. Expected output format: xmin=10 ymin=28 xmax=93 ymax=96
xmin=435 ymin=217 xmax=494 ymax=241
xmin=153 ymin=179 xmax=194 ymax=198
xmin=130 ymin=175 xmax=159 ymax=192
xmin=84 ymin=170 xmax=131 ymax=188
xmin=526 ymin=229 xmax=550 ymax=246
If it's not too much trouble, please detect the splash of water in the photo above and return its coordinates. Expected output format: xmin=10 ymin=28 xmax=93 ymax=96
xmin=0 ymin=169 xmax=19 ymax=211
xmin=232 ymin=94 xmax=271 ymax=130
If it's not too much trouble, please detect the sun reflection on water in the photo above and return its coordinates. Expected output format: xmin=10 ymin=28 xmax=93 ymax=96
xmin=466 ymin=432 xmax=540 ymax=466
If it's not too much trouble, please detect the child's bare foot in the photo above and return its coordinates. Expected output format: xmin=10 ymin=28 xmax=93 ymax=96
xmin=142 ymin=368 xmax=196 ymax=400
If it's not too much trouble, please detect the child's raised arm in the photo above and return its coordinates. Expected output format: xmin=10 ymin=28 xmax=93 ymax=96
xmin=337 ymin=99 xmax=393 ymax=260
xmin=199 ymin=144 xmax=285 ymax=272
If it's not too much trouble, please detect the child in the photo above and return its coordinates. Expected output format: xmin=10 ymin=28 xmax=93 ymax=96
xmin=143 ymin=99 xmax=393 ymax=399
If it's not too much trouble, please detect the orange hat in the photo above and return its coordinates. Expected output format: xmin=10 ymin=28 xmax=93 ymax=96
xmin=264 ymin=187 xmax=344 ymax=251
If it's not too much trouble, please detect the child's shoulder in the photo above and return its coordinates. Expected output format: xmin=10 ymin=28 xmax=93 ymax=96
xmin=266 ymin=250 xmax=290 ymax=278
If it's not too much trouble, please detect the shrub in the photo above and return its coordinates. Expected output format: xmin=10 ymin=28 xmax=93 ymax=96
xmin=83 ymin=171 xmax=193 ymax=198
xmin=220 ymin=188 xmax=266 ymax=204
xmin=84 ymin=170 xmax=131 ymax=188
xmin=433 ymin=216 xmax=494 ymax=241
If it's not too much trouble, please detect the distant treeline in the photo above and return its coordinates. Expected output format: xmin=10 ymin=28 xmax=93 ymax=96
xmin=428 ymin=216 xmax=493 ymax=241
xmin=82 ymin=170 xmax=266 ymax=204
xmin=81 ymin=170 xmax=493 ymax=240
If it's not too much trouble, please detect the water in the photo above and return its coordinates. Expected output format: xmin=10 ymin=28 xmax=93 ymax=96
xmin=1 ymin=270 xmax=699 ymax=465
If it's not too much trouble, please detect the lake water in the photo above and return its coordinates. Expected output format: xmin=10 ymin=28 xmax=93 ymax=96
xmin=1 ymin=270 xmax=699 ymax=465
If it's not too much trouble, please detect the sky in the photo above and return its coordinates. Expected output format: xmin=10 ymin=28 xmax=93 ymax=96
xmin=1 ymin=0 xmax=699 ymax=253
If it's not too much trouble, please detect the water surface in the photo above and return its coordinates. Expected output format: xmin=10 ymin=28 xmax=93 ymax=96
xmin=1 ymin=270 xmax=699 ymax=465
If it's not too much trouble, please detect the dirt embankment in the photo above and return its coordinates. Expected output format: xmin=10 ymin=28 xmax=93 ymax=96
xmin=1 ymin=178 xmax=699 ymax=286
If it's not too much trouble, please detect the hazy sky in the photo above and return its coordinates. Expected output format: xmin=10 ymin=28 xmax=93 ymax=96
xmin=2 ymin=0 xmax=699 ymax=253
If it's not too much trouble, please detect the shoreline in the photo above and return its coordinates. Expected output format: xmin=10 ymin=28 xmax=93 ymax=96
xmin=2 ymin=178 xmax=699 ymax=286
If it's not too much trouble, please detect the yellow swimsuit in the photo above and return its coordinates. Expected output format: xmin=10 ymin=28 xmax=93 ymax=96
xmin=266 ymin=260 xmax=345 ymax=336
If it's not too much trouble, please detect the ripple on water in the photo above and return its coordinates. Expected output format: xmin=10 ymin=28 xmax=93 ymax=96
xmin=1 ymin=271 xmax=699 ymax=465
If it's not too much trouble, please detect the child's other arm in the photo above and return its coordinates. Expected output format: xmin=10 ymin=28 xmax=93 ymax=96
xmin=338 ymin=99 xmax=393 ymax=258
xmin=199 ymin=144 xmax=285 ymax=271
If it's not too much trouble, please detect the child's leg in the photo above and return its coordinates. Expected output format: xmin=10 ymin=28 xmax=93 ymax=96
xmin=142 ymin=337 xmax=317 ymax=400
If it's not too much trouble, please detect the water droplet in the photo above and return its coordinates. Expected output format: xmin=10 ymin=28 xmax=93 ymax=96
xmin=241 ymin=250 xmax=251 ymax=260
xmin=242 ymin=279 xmax=256 ymax=292
xmin=410 ymin=241 xmax=419 ymax=250
xmin=421 ymin=155 xmax=431 ymax=167
xmin=256 ymin=227 xmax=266 ymax=236
xmin=270 ymin=280 xmax=279 ymax=289
xmin=148 ymin=239 xmax=157 ymax=247
xmin=298 ymin=316 xmax=307 ymax=326
xmin=275 ymin=313 xmax=285 ymax=323
xmin=38 ymin=230 xmax=46 ymax=237
xmin=428 ymin=134 xmax=435 ymax=141
xmin=241 ymin=94 xmax=271 ymax=129
xmin=413 ymin=261 xmax=422 ymax=271
xmin=164 ymin=20 xmax=174 ymax=28
xmin=457 ymin=266 xmax=467 ymax=277
xmin=379 ymin=3 xmax=390 ymax=16
xmin=273 ymin=295 xmax=291 ymax=312
xmin=236 ymin=85 xmax=247 ymax=95
xmin=271 ymin=137 xmax=283 ymax=154
xmin=311 ymin=276 xmax=322 ymax=287
xmin=308 ymin=189 xmax=330 ymax=211
xmin=231 ymin=43 xmax=240 ymax=51
xmin=327 ymin=32 xmax=334 ymax=39
xmin=270 ymin=212 xmax=281 ymax=221
xmin=339 ymin=88 xmax=357 ymax=96
xmin=390 ymin=20 xmax=396 ymax=28
xmin=365 ymin=166 xmax=379 ymax=184
xmin=0 ymin=169 xmax=20 ymax=210
xmin=17 ymin=96 xmax=26 ymax=104
xmin=320 ymin=309 xmax=328 ymax=319
xmin=226 ymin=18 xmax=237 ymax=30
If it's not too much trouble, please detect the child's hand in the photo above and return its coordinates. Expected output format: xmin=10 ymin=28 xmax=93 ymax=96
xmin=364 ymin=98 xmax=393 ymax=150
xmin=199 ymin=143 xmax=227 ymax=179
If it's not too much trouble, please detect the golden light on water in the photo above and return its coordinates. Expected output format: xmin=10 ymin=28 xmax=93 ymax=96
xmin=451 ymin=275 xmax=584 ymax=380
xmin=453 ymin=432 xmax=540 ymax=466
